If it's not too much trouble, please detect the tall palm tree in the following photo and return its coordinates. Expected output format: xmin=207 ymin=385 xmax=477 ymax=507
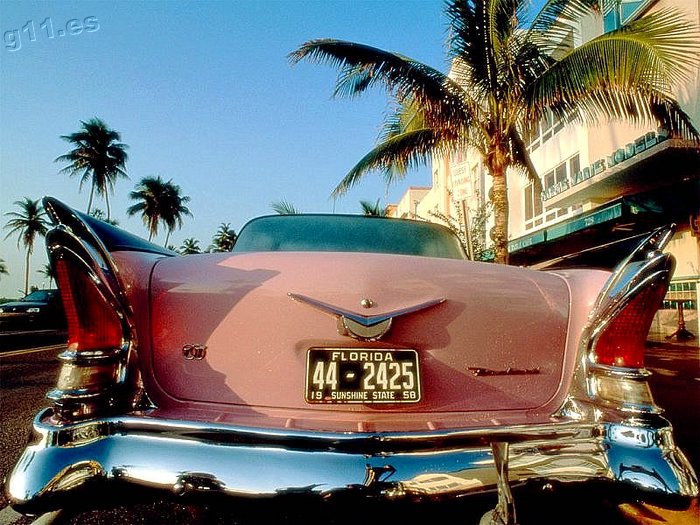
xmin=127 ymin=176 xmax=168 ymax=241
xmin=209 ymin=223 xmax=237 ymax=252
xmin=127 ymin=176 xmax=191 ymax=245
xmin=360 ymin=199 xmax=387 ymax=216
xmin=291 ymin=0 xmax=699 ymax=263
xmin=179 ymin=238 xmax=201 ymax=255
xmin=160 ymin=181 xmax=193 ymax=247
xmin=3 ymin=198 xmax=49 ymax=294
xmin=0 ymin=258 xmax=8 ymax=281
xmin=56 ymin=118 xmax=129 ymax=219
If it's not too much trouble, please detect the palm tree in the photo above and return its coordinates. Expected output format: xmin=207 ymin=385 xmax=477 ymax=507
xmin=127 ymin=176 xmax=192 ymax=245
xmin=38 ymin=263 xmax=55 ymax=287
xmin=3 ymin=198 xmax=49 ymax=294
xmin=291 ymin=0 xmax=699 ymax=263
xmin=56 ymin=118 xmax=129 ymax=219
xmin=90 ymin=208 xmax=120 ymax=226
xmin=179 ymin=238 xmax=201 ymax=255
xmin=127 ymin=176 xmax=166 ymax=241
xmin=271 ymin=200 xmax=300 ymax=215
xmin=160 ymin=181 xmax=193 ymax=247
xmin=360 ymin=199 xmax=387 ymax=216
xmin=209 ymin=223 xmax=237 ymax=252
xmin=0 ymin=258 xmax=8 ymax=281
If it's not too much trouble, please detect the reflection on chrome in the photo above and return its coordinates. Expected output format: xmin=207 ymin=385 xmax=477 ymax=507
xmin=7 ymin=409 xmax=697 ymax=517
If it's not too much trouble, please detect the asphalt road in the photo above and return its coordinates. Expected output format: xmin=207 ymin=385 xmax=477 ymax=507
xmin=1 ymin=340 xmax=698 ymax=525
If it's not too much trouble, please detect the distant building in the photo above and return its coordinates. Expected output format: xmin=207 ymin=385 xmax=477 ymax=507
xmin=388 ymin=0 xmax=699 ymax=341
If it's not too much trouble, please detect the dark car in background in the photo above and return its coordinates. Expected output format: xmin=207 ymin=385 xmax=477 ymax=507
xmin=0 ymin=289 xmax=66 ymax=334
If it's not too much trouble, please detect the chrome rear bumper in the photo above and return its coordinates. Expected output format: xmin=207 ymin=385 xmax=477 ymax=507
xmin=7 ymin=408 xmax=697 ymax=514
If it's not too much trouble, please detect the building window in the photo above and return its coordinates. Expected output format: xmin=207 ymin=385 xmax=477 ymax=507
xmin=569 ymin=155 xmax=580 ymax=180
xmin=601 ymin=0 xmax=655 ymax=32
xmin=541 ymin=154 xmax=579 ymax=202
xmin=525 ymin=153 xmax=582 ymax=230
xmin=662 ymin=281 xmax=698 ymax=310
xmin=525 ymin=109 xmax=567 ymax=151
xmin=524 ymin=182 xmax=543 ymax=229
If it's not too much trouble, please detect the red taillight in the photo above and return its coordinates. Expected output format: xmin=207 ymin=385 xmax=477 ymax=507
xmin=592 ymin=283 xmax=666 ymax=368
xmin=55 ymin=257 xmax=123 ymax=351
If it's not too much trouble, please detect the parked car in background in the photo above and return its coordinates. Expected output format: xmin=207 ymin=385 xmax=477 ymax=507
xmin=6 ymin=197 xmax=698 ymax=525
xmin=0 ymin=289 xmax=65 ymax=333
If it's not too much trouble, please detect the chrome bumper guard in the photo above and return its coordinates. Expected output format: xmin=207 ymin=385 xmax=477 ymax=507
xmin=7 ymin=408 xmax=697 ymax=514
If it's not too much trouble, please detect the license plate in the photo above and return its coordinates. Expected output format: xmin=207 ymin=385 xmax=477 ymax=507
xmin=305 ymin=348 xmax=421 ymax=404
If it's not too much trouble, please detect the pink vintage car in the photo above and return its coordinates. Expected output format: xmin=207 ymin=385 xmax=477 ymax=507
xmin=7 ymin=197 xmax=698 ymax=524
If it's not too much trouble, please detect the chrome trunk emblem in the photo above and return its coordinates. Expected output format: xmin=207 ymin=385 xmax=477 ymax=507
xmin=288 ymin=293 xmax=444 ymax=341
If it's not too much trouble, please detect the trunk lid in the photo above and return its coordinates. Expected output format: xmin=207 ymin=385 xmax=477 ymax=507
xmin=148 ymin=252 xmax=570 ymax=415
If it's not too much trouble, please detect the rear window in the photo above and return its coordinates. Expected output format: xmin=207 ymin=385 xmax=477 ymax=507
xmin=233 ymin=215 xmax=466 ymax=260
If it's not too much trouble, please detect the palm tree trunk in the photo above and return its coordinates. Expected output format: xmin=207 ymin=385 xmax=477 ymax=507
xmin=24 ymin=250 xmax=31 ymax=295
xmin=487 ymin=149 xmax=510 ymax=265
xmin=87 ymin=183 xmax=95 ymax=215
xmin=149 ymin=217 xmax=157 ymax=242
xmin=164 ymin=229 xmax=171 ymax=248
xmin=105 ymin=191 xmax=111 ymax=220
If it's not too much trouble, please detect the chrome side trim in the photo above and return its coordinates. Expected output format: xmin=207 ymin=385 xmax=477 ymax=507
xmin=7 ymin=409 xmax=697 ymax=514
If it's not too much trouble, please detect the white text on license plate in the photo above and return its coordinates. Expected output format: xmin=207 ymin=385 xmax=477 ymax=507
xmin=305 ymin=349 xmax=421 ymax=404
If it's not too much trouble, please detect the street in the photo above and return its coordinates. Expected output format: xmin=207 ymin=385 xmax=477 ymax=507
xmin=1 ymin=340 xmax=698 ymax=525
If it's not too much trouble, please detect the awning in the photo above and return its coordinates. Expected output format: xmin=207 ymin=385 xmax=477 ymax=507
xmin=506 ymin=183 xmax=697 ymax=268
xmin=545 ymin=203 xmax=623 ymax=241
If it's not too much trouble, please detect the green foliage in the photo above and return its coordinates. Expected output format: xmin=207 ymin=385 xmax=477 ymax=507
xmin=360 ymin=199 xmax=388 ymax=216
xmin=179 ymin=237 xmax=202 ymax=255
xmin=427 ymin=192 xmax=492 ymax=261
xmin=291 ymin=0 xmax=699 ymax=262
xmin=3 ymin=197 xmax=49 ymax=294
xmin=56 ymin=118 xmax=129 ymax=219
xmin=127 ymin=176 xmax=192 ymax=246
xmin=209 ymin=223 xmax=237 ymax=252
xmin=90 ymin=208 xmax=120 ymax=226
xmin=271 ymin=200 xmax=300 ymax=215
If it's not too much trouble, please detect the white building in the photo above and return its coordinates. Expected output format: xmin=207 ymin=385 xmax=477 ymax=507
xmin=389 ymin=0 xmax=700 ymax=341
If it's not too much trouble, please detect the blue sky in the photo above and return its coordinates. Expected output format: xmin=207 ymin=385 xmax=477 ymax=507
xmin=0 ymin=0 xmax=448 ymax=297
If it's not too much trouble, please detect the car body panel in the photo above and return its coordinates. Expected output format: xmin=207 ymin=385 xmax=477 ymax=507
xmin=110 ymin=249 xmax=611 ymax=433
xmin=6 ymin=201 xmax=697 ymax=516
xmin=150 ymin=252 xmax=571 ymax=413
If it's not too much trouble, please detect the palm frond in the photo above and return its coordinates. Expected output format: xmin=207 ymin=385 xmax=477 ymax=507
xmin=291 ymin=39 xmax=474 ymax=128
xmin=528 ymin=0 xmax=598 ymax=52
xmin=360 ymin=199 xmax=387 ymax=216
xmin=332 ymin=128 xmax=451 ymax=197
xmin=378 ymin=98 xmax=426 ymax=143
xmin=271 ymin=200 xmax=300 ymax=215
xmin=508 ymin=128 xmax=541 ymax=190
xmin=527 ymin=9 xmax=700 ymax=139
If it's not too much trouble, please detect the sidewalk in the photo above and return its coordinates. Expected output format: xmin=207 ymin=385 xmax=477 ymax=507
xmin=647 ymin=331 xmax=699 ymax=351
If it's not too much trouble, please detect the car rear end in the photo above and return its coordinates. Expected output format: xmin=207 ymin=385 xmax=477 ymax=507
xmin=6 ymin=199 xmax=697 ymax=522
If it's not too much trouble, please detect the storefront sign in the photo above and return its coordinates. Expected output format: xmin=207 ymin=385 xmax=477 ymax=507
xmin=542 ymin=129 xmax=667 ymax=201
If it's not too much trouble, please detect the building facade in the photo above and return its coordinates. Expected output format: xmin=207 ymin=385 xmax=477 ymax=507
xmin=388 ymin=0 xmax=700 ymax=342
